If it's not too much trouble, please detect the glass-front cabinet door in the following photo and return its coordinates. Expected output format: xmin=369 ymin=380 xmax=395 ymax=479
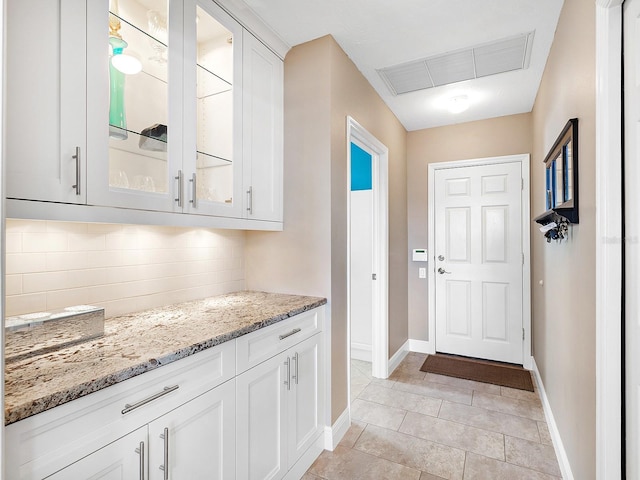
xmin=183 ymin=0 xmax=243 ymax=218
xmin=87 ymin=0 xmax=180 ymax=212
xmin=86 ymin=0 xmax=242 ymax=216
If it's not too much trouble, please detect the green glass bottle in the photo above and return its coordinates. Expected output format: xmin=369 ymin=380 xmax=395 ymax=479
xmin=109 ymin=37 xmax=128 ymax=140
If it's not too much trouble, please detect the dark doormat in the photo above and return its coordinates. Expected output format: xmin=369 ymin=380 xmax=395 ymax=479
xmin=420 ymin=354 xmax=534 ymax=391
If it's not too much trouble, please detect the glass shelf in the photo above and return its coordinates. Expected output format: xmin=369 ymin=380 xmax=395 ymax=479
xmin=197 ymin=64 xmax=232 ymax=99
xmin=109 ymin=126 xmax=167 ymax=162
xmin=111 ymin=12 xmax=232 ymax=99
xmin=112 ymin=12 xmax=168 ymax=84
xmin=196 ymin=150 xmax=232 ymax=168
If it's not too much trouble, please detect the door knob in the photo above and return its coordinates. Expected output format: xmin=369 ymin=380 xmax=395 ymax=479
xmin=437 ymin=267 xmax=451 ymax=275
xmin=438 ymin=255 xmax=445 ymax=261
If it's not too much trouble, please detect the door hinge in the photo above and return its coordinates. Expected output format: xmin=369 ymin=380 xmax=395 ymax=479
xmin=522 ymin=253 xmax=525 ymax=265
xmin=523 ymin=328 xmax=525 ymax=341
xmin=522 ymin=178 xmax=524 ymax=190
xmin=372 ymin=273 xmax=377 ymax=280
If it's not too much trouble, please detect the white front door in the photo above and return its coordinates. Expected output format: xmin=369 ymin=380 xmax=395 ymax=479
xmin=434 ymin=161 xmax=523 ymax=364
xmin=624 ymin=0 xmax=640 ymax=477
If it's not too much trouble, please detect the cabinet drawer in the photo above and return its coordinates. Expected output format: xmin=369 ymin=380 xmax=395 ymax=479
xmin=236 ymin=307 xmax=323 ymax=374
xmin=5 ymin=340 xmax=235 ymax=480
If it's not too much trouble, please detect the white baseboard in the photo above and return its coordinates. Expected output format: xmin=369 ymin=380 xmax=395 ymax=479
xmin=350 ymin=342 xmax=372 ymax=362
xmin=531 ymin=358 xmax=574 ymax=480
xmin=408 ymin=339 xmax=434 ymax=354
xmin=324 ymin=407 xmax=350 ymax=451
xmin=388 ymin=340 xmax=409 ymax=375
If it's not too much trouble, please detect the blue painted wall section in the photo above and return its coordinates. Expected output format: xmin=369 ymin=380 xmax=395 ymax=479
xmin=350 ymin=142 xmax=372 ymax=191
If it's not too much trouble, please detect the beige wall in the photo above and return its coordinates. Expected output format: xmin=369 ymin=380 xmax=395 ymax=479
xmin=246 ymin=35 xmax=408 ymax=424
xmin=328 ymin=38 xmax=409 ymax=363
xmin=406 ymin=114 xmax=532 ymax=340
xmin=530 ymin=0 xmax=596 ymax=477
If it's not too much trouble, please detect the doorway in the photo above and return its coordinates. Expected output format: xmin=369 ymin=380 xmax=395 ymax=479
xmin=428 ymin=155 xmax=531 ymax=368
xmin=346 ymin=116 xmax=389 ymax=384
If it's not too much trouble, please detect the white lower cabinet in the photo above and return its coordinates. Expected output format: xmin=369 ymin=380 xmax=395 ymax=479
xmin=47 ymin=427 xmax=147 ymax=480
xmin=288 ymin=334 xmax=323 ymax=465
xmin=147 ymin=380 xmax=236 ymax=480
xmin=5 ymin=307 xmax=325 ymax=480
xmin=236 ymin=332 xmax=324 ymax=480
xmin=47 ymin=381 xmax=235 ymax=480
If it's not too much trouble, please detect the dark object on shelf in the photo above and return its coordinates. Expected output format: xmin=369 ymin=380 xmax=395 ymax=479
xmin=139 ymin=123 xmax=167 ymax=152
xmin=534 ymin=211 xmax=570 ymax=243
xmin=535 ymin=118 xmax=579 ymax=227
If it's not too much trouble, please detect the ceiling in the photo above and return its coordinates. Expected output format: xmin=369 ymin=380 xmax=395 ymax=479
xmin=239 ymin=0 xmax=564 ymax=131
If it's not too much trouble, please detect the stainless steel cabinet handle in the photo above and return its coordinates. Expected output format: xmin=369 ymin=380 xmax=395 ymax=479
xmin=121 ymin=385 xmax=179 ymax=414
xmin=72 ymin=147 xmax=81 ymax=195
xmin=246 ymin=186 xmax=253 ymax=214
xmin=437 ymin=267 xmax=451 ymax=275
xmin=292 ymin=352 xmax=299 ymax=385
xmin=135 ymin=441 xmax=145 ymax=480
xmin=284 ymin=357 xmax=291 ymax=391
xmin=189 ymin=172 xmax=197 ymax=208
xmin=159 ymin=427 xmax=169 ymax=480
xmin=279 ymin=328 xmax=301 ymax=340
xmin=175 ymin=170 xmax=183 ymax=207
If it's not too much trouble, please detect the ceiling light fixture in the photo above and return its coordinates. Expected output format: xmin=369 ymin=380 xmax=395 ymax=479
xmin=448 ymin=95 xmax=469 ymax=114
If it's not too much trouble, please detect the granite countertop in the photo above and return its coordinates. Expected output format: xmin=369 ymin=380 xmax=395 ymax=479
xmin=4 ymin=291 xmax=326 ymax=426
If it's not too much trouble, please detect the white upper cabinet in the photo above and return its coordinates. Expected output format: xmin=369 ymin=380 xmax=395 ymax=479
xmin=5 ymin=0 xmax=283 ymax=229
xmin=243 ymin=32 xmax=284 ymax=223
xmin=86 ymin=0 xmax=180 ymax=213
xmin=185 ymin=0 xmax=244 ymax=218
xmin=86 ymin=0 xmax=245 ymax=217
xmin=5 ymin=0 xmax=87 ymax=204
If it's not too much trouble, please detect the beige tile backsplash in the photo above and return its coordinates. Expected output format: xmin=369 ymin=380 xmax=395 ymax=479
xmin=5 ymin=219 xmax=245 ymax=318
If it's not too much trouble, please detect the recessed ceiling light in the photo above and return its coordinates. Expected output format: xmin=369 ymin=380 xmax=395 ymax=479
xmin=448 ymin=95 xmax=469 ymax=114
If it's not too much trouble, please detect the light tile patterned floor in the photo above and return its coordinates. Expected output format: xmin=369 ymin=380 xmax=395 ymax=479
xmin=304 ymin=353 xmax=561 ymax=480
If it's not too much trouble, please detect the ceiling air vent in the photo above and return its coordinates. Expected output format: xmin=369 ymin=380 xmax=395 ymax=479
xmin=377 ymin=31 xmax=535 ymax=95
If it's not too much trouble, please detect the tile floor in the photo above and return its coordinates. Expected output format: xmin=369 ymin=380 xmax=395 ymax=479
xmin=304 ymin=352 xmax=562 ymax=480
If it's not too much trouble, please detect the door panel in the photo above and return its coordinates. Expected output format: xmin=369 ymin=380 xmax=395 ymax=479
xmin=446 ymin=281 xmax=471 ymax=337
xmin=435 ymin=162 xmax=523 ymax=364
xmin=446 ymin=207 xmax=471 ymax=262
xmin=482 ymin=206 xmax=508 ymax=263
xmin=482 ymin=282 xmax=509 ymax=341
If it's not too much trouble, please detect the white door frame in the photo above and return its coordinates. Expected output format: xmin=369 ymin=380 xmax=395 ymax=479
xmin=427 ymin=154 xmax=532 ymax=369
xmin=595 ymin=1 xmax=623 ymax=478
xmin=346 ymin=116 xmax=389 ymax=380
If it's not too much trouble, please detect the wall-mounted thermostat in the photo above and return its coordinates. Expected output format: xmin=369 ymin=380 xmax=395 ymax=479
xmin=412 ymin=249 xmax=428 ymax=262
